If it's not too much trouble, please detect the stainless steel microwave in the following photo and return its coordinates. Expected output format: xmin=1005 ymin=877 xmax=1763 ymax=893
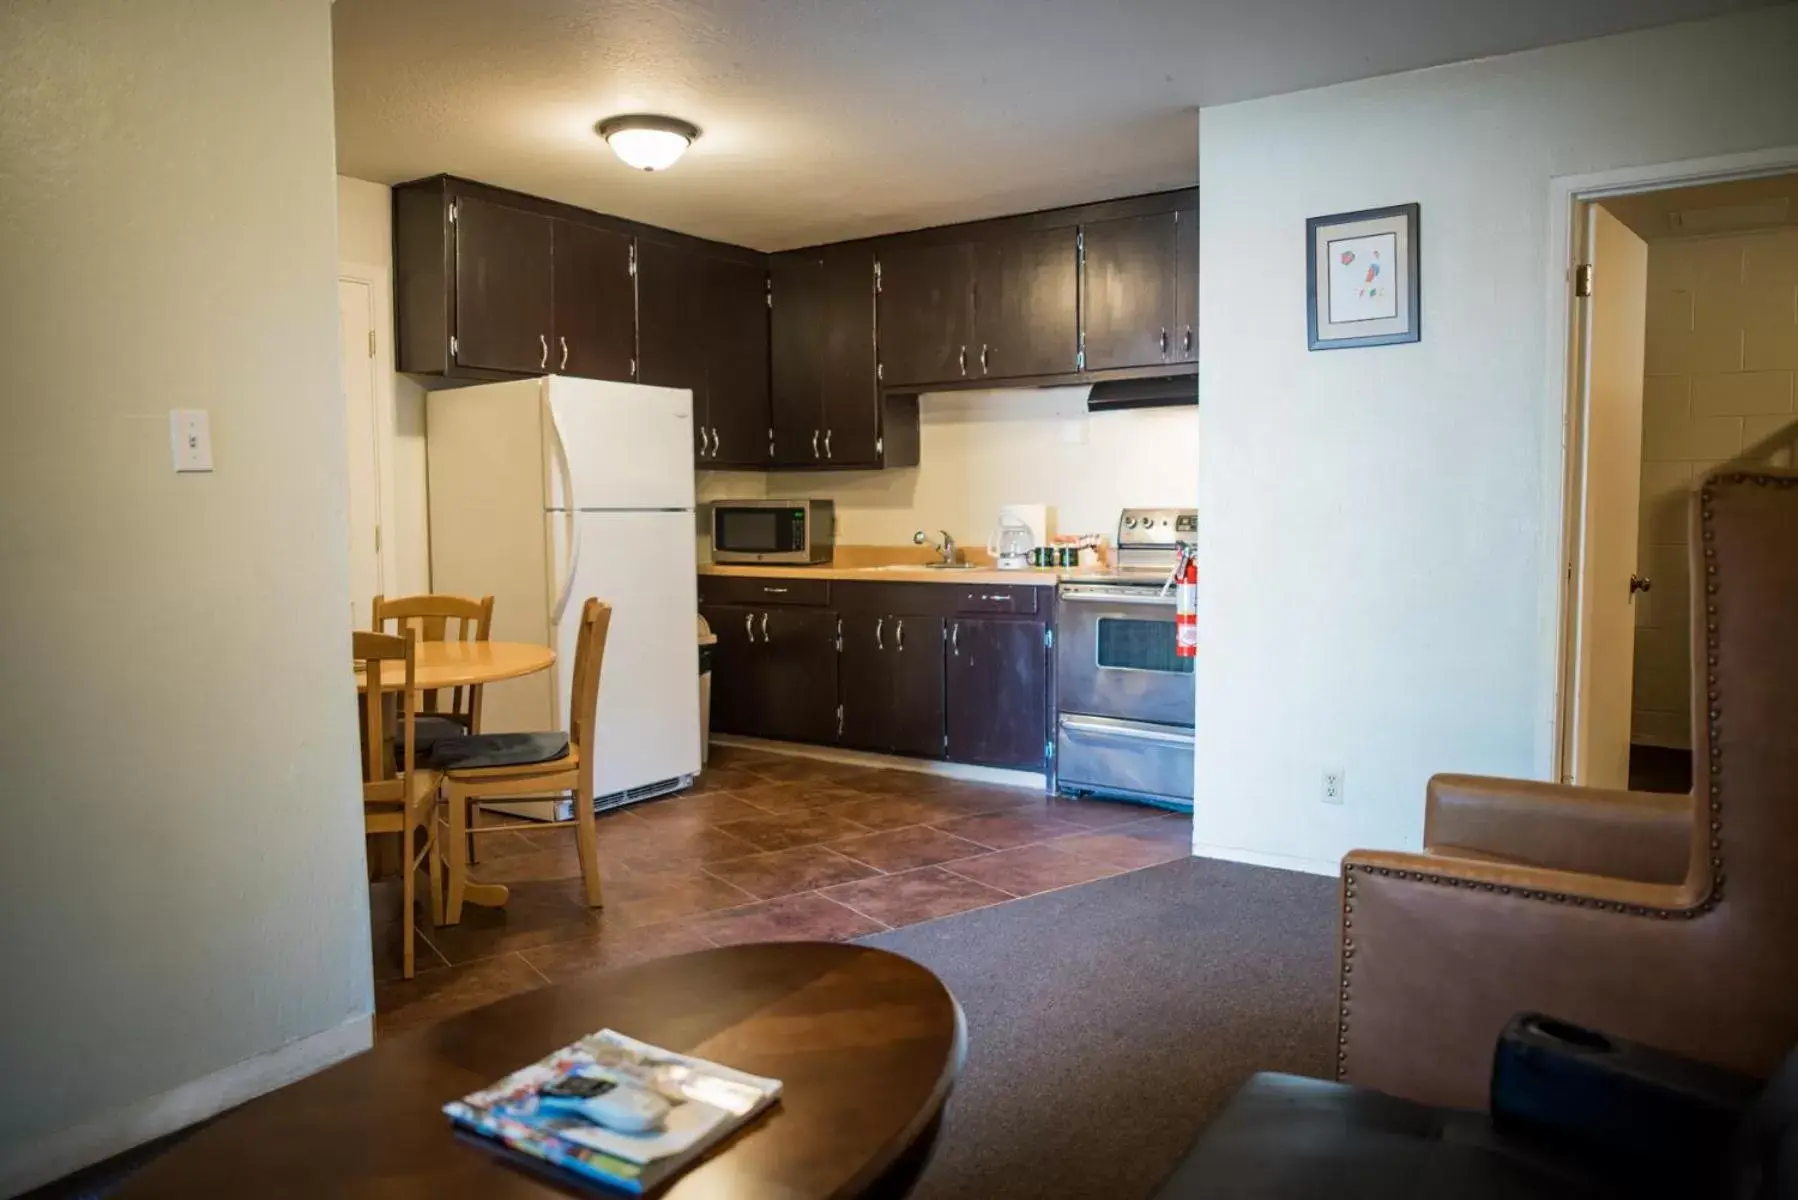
xmin=710 ymin=499 xmax=835 ymax=564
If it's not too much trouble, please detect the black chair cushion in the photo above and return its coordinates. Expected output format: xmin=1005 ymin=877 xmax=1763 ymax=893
xmin=1152 ymin=1073 xmax=1623 ymax=1199
xmin=392 ymin=715 xmax=468 ymax=770
xmin=427 ymin=731 xmax=570 ymax=772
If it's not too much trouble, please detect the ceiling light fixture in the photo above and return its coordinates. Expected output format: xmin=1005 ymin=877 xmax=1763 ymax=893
xmin=596 ymin=114 xmax=700 ymax=172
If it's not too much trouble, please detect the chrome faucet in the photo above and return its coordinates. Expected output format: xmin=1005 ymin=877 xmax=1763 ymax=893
xmin=913 ymin=529 xmax=957 ymax=565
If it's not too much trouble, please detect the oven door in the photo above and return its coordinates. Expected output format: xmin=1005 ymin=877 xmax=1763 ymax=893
xmin=1056 ymin=585 xmax=1194 ymax=727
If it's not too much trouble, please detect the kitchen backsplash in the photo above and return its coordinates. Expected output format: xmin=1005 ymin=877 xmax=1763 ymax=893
xmin=697 ymin=386 xmax=1199 ymax=551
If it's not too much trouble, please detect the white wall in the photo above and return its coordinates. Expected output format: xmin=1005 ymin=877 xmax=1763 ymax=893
xmin=0 ymin=1 xmax=371 ymax=1190
xmin=1195 ymin=8 xmax=1798 ymax=874
xmin=1633 ymin=228 xmax=1798 ymax=748
xmin=698 ymin=387 xmax=1199 ymax=549
xmin=337 ymin=175 xmax=433 ymax=598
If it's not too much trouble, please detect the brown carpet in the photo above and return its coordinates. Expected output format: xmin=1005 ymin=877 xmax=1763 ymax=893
xmin=858 ymin=854 xmax=1339 ymax=1199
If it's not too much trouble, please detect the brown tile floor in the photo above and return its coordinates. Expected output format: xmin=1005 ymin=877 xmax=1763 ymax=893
xmin=372 ymin=745 xmax=1191 ymax=1035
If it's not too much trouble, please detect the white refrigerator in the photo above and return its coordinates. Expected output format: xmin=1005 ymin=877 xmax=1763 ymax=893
xmin=425 ymin=376 xmax=701 ymax=818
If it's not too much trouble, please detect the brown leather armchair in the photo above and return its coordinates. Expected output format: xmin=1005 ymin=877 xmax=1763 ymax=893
xmin=1338 ymin=467 xmax=1798 ymax=1111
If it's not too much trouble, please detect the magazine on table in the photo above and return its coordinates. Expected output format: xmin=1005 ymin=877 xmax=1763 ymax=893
xmin=444 ymin=1029 xmax=783 ymax=1194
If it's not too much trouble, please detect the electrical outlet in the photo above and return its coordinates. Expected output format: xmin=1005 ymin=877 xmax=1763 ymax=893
xmin=1322 ymin=769 xmax=1345 ymax=805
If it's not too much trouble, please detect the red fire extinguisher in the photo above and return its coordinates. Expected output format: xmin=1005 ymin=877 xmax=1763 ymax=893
xmin=1174 ymin=544 xmax=1198 ymax=658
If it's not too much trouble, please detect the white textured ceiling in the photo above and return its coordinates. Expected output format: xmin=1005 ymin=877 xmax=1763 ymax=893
xmin=332 ymin=0 xmax=1782 ymax=251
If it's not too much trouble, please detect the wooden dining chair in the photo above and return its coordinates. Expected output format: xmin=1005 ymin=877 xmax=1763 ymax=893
xmin=354 ymin=628 xmax=441 ymax=980
xmin=370 ymin=593 xmax=496 ymax=735
xmin=437 ymin=599 xmax=611 ymax=924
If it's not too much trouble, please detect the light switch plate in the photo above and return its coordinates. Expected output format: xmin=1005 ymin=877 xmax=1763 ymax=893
xmin=170 ymin=409 xmax=213 ymax=473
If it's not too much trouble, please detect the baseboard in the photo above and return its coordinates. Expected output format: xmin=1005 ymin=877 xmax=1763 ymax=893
xmin=1191 ymin=842 xmax=1339 ymax=878
xmin=4 ymin=1012 xmax=372 ymax=1197
xmin=709 ymin=735 xmax=1047 ymax=791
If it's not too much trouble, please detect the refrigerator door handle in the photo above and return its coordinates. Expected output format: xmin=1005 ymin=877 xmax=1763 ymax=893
xmin=546 ymin=403 xmax=581 ymax=624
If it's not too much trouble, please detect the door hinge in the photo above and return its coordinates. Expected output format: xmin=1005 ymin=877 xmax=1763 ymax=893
xmin=1076 ymin=331 xmax=1086 ymax=372
xmin=1044 ymin=627 xmax=1054 ymax=649
xmin=1045 ymin=739 xmax=1056 ymax=761
xmin=835 ymin=617 xmax=843 ymax=653
xmin=448 ymin=199 xmax=458 ymax=224
xmin=374 ymin=524 xmax=381 ymax=553
xmin=875 ymin=436 xmax=884 ymax=456
xmin=873 ymin=259 xmax=883 ymax=294
xmin=449 ymin=334 xmax=459 ymax=361
xmin=876 ymin=361 xmax=884 ymax=382
xmin=836 ymin=704 xmax=845 ymax=738
xmin=1076 ymin=229 xmax=1085 ymax=267
xmin=367 ymin=329 xmax=376 ymax=359
xmin=628 ymin=242 xmax=638 ymax=277
xmin=765 ymin=278 xmax=772 ymax=309
xmin=1574 ymin=263 xmax=1593 ymax=298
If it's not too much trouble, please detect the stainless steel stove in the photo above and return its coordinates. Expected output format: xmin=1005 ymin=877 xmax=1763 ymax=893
xmin=1054 ymin=507 xmax=1196 ymax=811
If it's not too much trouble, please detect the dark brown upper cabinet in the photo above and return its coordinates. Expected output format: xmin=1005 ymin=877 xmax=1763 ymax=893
xmin=1174 ymin=207 xmax=1198 ymax=363
xmin=974 ymin=227 xmax=1080 ymax=380
xmin=703 ymin=255 xmax=771 ymax=469
xmin=450 ymin=197 xmax=555 ymax=375
xmin=1080 ymin=212 xmax=1177 ymax=371
xmin=551 ymin=218 xmax=636 ymax=381
xmin=771 ymin=244 xmax=918 ymax=470
xmin=1079 ymin=208 xmax=1197 ymax=371
xmin=641 ymin=241 xmax=772 ymax=469
xmin=876 ymin=241 xmax=977 ymax=387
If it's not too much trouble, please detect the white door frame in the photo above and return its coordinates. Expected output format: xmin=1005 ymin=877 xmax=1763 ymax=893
xmin=338 ymin=260 xmax=400 ymax=603
xmin=1541 ymin=144 xmax=1798 ymax=784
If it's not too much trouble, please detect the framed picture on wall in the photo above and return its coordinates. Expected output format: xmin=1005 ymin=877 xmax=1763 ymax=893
xmin=1306 ymin=203 xmax=1420 ymax=350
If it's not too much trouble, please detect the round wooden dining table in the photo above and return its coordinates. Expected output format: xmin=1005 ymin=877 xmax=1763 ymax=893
xmin=356 ymin=640 xmax=555 ymax=693
xmin=119 ymin=943 xmax=965 ymax=1199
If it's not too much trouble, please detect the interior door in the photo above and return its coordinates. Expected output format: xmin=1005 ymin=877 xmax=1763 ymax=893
xmin=878 ymin=240 xmax=976 ymax=387
xmin=946 ymin=618 xmax=1047 ymax=770
xmin=888 ymin=614 xmax=946 ymax=759
xmin=339 ymin=278 xmax=382 ymax=630
xmin=1570 ymin=203 xmax=1649 ymax=789
xmin=819 ymin=245 xmax=881 ymax=466
xmin=551 ymin=219 xmax=636 ymax=382
xmin=975 ymin=227 xmax=1080 ymax=380
xmin=453 ymin=197 xmax=554 ymax=374
xmin=838 ymin=612 xmax=891 ymax=752
xmin=1080 ymin=214 xmax=1177 ymax=371
xmin=1173 ymin=208 xmax=1199 ymax=363
xmin=769 ymin=251 xmax=825 ymax=467
xmin=705 ymin=257 xmax=771 ymax=468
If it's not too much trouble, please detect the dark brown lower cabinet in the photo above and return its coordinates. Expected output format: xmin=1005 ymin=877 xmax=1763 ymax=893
xmin=945 ymin=618 xmax=1049 ymax=771
xmin=700 ymin=604 xmax=839 ymax=744
xmin=839 ymin=613 xmax=946 ymax=758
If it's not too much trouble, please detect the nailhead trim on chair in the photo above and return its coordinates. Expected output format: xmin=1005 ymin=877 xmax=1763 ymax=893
xmin=1332 ymin=472 xmax=1796 ymax=1080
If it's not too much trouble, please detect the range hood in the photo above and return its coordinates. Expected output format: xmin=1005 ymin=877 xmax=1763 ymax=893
xmin=1086 ymin=375 xmax=1198 ymax=412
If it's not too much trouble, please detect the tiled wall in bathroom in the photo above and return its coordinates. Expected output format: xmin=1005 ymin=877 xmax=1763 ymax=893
xmin=1633 ymin=228 xmax=1798 ymax=748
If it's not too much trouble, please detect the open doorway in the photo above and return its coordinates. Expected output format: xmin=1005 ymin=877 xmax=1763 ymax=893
xmin=1560 ymin=172 xmax=1798 ymax=793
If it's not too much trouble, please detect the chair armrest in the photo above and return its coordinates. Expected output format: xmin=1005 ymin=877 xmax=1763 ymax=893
xmin=1490 ymin=1013 xmax=1758 ymax=1192
xmin=1424 ymin=774 xmax=1692 ymax=884
xmin=1338 ymin=849 xmax=1704 ymax=1111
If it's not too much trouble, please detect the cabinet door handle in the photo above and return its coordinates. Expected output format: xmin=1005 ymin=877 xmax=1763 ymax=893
xmin=744 ymin=612 xmax=756 ymax=643
xmin=559 ymin=336 xmax=569 ymax=370
xmin=824 ymin=429 xmax=832 ymax=459
xmin=980 ymin=344 xmax=989 ymax=374
xmin=540 ymin=333 xmax=549 ymax=369
xmin=951 ymin=622 xmax=959 ymax=656
xmin=1182 ymin=325 xmax=1193 ymax=355
xmin=958 ymin=346 xmax=967 ymax=376
xmin=811 ymin=429 xmax=820 ymax=459
xmin=1159 ymin=327 xmax=1168 ymax=360
xmin=760 ymin=612 xmax=770 ymax=642
xmin=895 ymin=618 xmax=904 ymax=651
xmin=874 ymin=617 xmax=884 ymax=650
xmin=707 ymin=427 xmax=719 ymax=458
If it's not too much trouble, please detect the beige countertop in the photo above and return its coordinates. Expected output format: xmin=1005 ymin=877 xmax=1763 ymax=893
xmin=699 ymin=561 xmax=1063 ymax=587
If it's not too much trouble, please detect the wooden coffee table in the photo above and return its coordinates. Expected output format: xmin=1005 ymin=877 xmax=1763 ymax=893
xmin=120 ymin=943 xmax=965 ymax=1198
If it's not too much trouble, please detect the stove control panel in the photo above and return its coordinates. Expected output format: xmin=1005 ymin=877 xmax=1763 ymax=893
xmin=1117 ymin=507 xmax=1197 ymax=549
